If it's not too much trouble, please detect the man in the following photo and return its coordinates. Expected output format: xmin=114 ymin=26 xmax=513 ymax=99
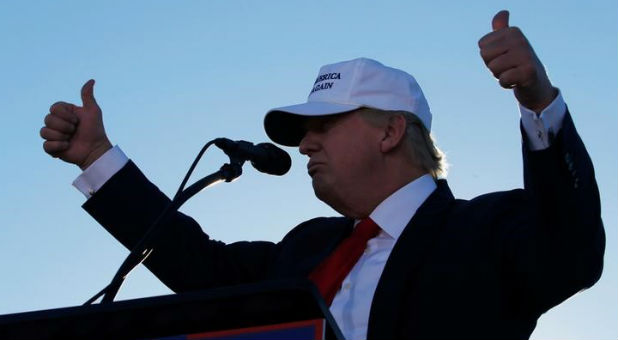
xmin=41 ymin=11 xmax=604 ymax=339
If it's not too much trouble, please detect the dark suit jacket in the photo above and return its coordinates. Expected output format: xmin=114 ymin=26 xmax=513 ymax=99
xmin=84 ymin=112 xmax=604 ymax=339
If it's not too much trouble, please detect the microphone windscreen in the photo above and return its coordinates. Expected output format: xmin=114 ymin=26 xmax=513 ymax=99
xmin=252 ymin=143 xmax=292 ymax=176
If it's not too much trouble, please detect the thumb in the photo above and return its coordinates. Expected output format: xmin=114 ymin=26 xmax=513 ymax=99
xmin=80 ymin=79 xmax=99 ymax=110
xmin=492 ymin=10 xmax=509 ymax=31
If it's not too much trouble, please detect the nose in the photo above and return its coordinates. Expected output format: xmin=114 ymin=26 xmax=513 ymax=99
xmin=299 ymin=130 xmax=320 ymax=156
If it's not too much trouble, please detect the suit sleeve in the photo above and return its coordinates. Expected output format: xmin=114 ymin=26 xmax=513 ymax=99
xmin=83 ymin=161 xmax=280 ymax=293
xmin=506 ymin=109 xmax=605 ymax=314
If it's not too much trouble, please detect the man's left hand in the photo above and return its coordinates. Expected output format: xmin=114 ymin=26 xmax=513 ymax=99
xmin=478 ymin=10 xmax=557 ymax=113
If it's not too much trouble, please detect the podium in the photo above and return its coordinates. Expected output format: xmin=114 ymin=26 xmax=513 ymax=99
xmin=0 ymin=279 xmax=343 ymax=339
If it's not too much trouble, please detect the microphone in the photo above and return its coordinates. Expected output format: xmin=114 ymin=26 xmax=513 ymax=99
xmin=214 ymin=138 xmax=291 ymax=176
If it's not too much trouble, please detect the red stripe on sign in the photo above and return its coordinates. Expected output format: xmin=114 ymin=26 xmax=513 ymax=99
xmin=185 ymin=318 xmax=325 ymax=339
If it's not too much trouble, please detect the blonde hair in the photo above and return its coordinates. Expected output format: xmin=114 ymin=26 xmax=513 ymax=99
xmin=358 ymin=108 xmax=448 ymax=179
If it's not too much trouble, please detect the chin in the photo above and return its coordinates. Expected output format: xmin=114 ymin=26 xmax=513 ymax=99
xmin=312 ymin=180 xmax=348 ymax=216
xmin=312 ymin=179 xmax=332 ymax=203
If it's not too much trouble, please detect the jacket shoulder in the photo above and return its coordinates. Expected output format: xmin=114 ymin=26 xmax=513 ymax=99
xmin=451 ymin=189 xmax=529 ymax=217
xmin=280 ymin=216 xmax=351 ymax=244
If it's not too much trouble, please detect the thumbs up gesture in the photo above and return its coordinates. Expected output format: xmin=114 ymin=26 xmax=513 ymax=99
xmin=478 ymin=10 xmax=557 ymax=112
xmin=41 ymin=80 xmax=112 ymax=170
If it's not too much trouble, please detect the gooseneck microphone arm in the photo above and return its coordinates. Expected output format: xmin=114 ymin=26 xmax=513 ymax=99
xmin=84 ymin=137 xmax=285 ymax=305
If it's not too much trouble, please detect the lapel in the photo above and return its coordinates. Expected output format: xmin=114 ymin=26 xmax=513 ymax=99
xmin=366 ymin=179 xmax=455 ymax=339
xmin=299 ymin=217 xmax=355 ymax=276
xmin=272 ymin=217 xmax=354 ymax=278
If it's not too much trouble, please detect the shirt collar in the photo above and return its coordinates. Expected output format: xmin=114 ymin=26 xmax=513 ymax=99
xmin=368 ymin=174 xmax=437 ymax=240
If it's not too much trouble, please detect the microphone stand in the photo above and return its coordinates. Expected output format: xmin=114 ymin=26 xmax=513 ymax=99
xmin=84 ymin=140 xmax=245 ymax=305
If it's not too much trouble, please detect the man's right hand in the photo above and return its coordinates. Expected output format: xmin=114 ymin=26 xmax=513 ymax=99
xmin=41 ymin=79 xmax=112 ymax=170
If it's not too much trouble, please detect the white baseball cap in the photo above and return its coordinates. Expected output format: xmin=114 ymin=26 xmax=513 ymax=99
xmin=264 ymin=57 xmax=432 ymax=146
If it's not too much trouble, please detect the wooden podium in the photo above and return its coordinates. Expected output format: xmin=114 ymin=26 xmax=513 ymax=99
xmin=0 ymin=279 xmax=343 ymax=339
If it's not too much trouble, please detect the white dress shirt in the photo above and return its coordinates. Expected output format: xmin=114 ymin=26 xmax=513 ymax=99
xmin=329 ymin=174 xmax=436 ymax=340
xmin=72 ymin=93 xmax=566 ymax=339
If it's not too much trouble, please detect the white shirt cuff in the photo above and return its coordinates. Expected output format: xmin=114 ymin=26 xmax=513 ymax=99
xmin=72 ymin=145 xmax=129 ymax=199
xmin=519 ymin=90 xmax=567 ymax=151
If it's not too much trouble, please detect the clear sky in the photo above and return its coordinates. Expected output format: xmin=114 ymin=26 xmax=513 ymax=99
xmin=0 ymin=1 xmax=616 ymax=339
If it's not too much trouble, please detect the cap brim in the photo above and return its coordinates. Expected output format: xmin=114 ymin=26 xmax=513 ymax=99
xmin=264 ymin=101 xmax=361 ymax=146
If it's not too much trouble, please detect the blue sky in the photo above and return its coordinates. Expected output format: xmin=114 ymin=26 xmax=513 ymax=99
xmin=0 ymin=1 xmax=616 ymax=338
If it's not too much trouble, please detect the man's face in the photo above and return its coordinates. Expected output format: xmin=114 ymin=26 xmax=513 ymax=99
xmin=298 ymin=111 xmax=384 ymax=217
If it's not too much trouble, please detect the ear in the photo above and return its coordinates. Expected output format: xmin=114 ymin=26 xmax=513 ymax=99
xmin=380 ymin=114 xmax=407 ymax=153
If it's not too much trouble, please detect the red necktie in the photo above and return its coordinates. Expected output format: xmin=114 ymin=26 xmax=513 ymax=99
xmin=309 ymin=218 xmax=381 ymax=305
